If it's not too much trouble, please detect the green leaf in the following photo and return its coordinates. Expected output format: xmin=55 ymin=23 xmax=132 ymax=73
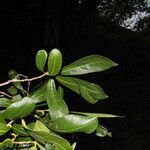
xmin=29 ymin=131 xmax=73 ymax=150
xmin=46 ymin=79 xmax=69 ymax=120
xmin=71 ymin=112 xmax=123 ymax=118
xmin=3 ymin=97 xmax=35 ymax=120
xmin=22 ymin=120 xmax=73 ymax=150
xmin=79 ymin=84 xmax=97 ymax=104
xmin=32 ymin=120 xmax=50 ymax=133
xmin=0 ymin=121 xmax=10 ymax=136
xmin=0 ymin=114 xmax=11 ymax=136
xmin=96 ymin=125 xmax=112 ymax=137
xmin=0 ymin=98 xmax=13 ymax=108
xmin=58 ymin=86 xmax=64 ymax=98
xmin=61 ymin=55 xmax=118 ymax=75
xmin=7 ymin=86 xmax=18 ymax=95
xmin=49 ymin=114 xmax=98 ymax=134
xmin=45 ymin=144 xmax=55 ymax=150
xmin=0 ymin=139 xmax=13 ymax=149
xmin=0 ymin=114 xmax=6 ymax=124
xmin=12 ymin=124 xmax=29 ymax=136
xmin=56 ymin=76 xmax=108 ymax=104
xmin=31 ymin=82 xmax=47 ymax=103
xmin=36 ymin=50 xmax=48 ymax=72
xmin=48 ymin=48 xmax=62 ymax=76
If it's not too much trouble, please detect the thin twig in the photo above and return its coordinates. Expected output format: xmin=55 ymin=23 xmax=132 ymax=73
xmin=13 ymin=141 xmax=35 ymax=145
xmin=36 ymin=109 xmax=49 ymax=113
xmin=0 ymin=72 xmax=49 ymax=87
xmin=0 ymin=91 xmax=13 ymax=98
xmin=18 ymin=74 xmax=30 ymax=92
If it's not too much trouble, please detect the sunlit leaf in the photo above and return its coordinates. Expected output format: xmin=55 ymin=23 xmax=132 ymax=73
xmin=49 ymin=114 xmax=98 ymax=134
xmin=48 ymin=48 xmax=62 ymax=76
xmin=96 ymin=125 xmax=112 ymax=137
xmin=0 ymin=139 xmax=13 ymax=149
xmin=46 ymin=79 xmax=69 ymax=120
xmin=56 ymin=76 xmax=108 ymax=103
xmin=36 ymin=50 xmax=48 ymax=72
xmin=3 ymin=97 xmax=35 ymax=120
xmin=61 ymin=55 xmax=118 ymax=75
xmin=0 ymin=98 xmax=13 ymax=108
xmin=22 ymin=120 xmax=73 ymax=150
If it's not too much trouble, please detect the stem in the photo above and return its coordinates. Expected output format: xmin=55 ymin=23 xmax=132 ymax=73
xmin=0 ymin=72 xmax=49 ymax=87
xmin=0 ymin=91 xmax=13 ymax=98
xmin=13 ymin=141 xmax=35 ymax=145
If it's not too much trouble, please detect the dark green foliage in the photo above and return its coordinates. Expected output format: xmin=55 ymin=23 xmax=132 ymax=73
xmin=0 ymin=49 xmax=121 ymax=149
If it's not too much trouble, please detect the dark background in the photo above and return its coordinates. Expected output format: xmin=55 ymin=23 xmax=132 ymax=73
xmin=0 ymin=0 xmax=150 ymax=149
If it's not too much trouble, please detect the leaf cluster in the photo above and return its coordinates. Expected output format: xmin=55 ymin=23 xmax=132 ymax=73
xmin=0 ymin=48 xmax=121 ymax=149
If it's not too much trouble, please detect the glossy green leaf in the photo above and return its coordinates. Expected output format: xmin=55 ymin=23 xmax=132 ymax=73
xmin=71 ymin=112 xmax=123 ymax=118
xmin=79 ymin=84 xmax=97 ymax=103
xmin=56 ymin=76 xmax=108 ymax=103
xmin=48 ymin=48 xmax=62 ymax=76
xmin=7 ymin=86 xmax=18 ymax=95
xmin=0 ymin=98 xmax=13 ymax=108
xmin=0 ymin=139 xmax=13 ymax=149
xmin=96 ymin=125 xmax=112 ymax=137
xmin=22 ymin=120 xmax=73 ymax=150
xmin=58 ymin=86 xmax=64 ymax=98
xmin=49 ymin=114 xmax=98 ymax=134
xmin=36 ymin=50 xmax=48 ymax=72
xmin=61 ymin=55 xmax=118 ymax=75
xmin=47 ymin=79 xmax=69 ymax=120
xmin=31 ymin=82 xmax=47 ymax=103
xmin=3 ymin=97 xmax=35 ymax=120
xmin=12 ymin=124 xmax=29 ymax=136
